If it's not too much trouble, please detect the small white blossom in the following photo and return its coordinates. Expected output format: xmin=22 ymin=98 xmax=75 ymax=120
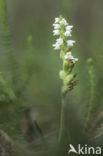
xmin=53 ymin=24 xmax=60 ymax=29
xmin=65 ymin=52 xmax=78 ymax=64
xmin=59 ymin=18 xmax=68 ymax=25
xmin=56 ymin=38 xmax=63 ymax=45
xmin=64 ymin=31 xmax=72 ymax=37
xmin=53 ymin=38 xmax=63 ymax=50
xmin=66 ymin=25 xmax=73 ymax=31
xmin=53 ymin=30 xmax=60 ymax=36
xmin=65 ymin=52 xmax=73 ymax=59
xmin=67 ymin=40 xmax=75 ymax=47
xmin=53 ymin=43 xmax=60 ymax=50
xmin=64 ymin=26 xmax=73 ymax=37
xmin=54 ymin=17 xmax=59 ymax=23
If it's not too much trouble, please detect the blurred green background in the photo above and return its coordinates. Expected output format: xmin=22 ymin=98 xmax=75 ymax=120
xmin=0 ymin=0 xmax=103 ymax=149
xmin=2 ymin=0 xmax=103 ymax=130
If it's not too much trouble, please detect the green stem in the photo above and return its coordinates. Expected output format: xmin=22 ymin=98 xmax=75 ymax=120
xmin=58 ymin=94 xmax=70 ymax=145
xmin=58 ymin=97 xmax=65 ymax=143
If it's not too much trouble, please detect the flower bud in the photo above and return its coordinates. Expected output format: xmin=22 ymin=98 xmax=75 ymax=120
xmin=64 ymin=74 xmax=73 ymax=86
xmin=63 ymin=60 xmax=69 ymax=71
xmin=59 ymin=70 xmax=66 ymax=80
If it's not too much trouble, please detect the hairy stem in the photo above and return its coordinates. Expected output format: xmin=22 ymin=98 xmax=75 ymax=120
xmin=58 ymin=94 xmax=70 ymax=146
xmin=59 ymin=97 xmax=65 ymax=142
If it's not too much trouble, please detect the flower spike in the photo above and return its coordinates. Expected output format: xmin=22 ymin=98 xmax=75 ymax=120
xmin=52 ymin=16 xmax=79 ymax=95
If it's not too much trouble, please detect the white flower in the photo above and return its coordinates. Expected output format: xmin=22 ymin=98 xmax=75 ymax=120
xmin=65 ymin=52 xmax=78 ymax=64
xmin=59 ymin=18 xmax=68 ymax=25
xmin=53 ymin=24 xmax=60 ymax=29
xmin=64 ymin=31 xmax=72 ymax=37
xmin=53 ymin=30 xmax=60 ymax=36
xmin=65 ymin=52 xmax=73 ymax=59
xmin=64 ymin=26 xmax=73 ymax=37
xmin=56 ymin=38 xmax=63 ymax=45
xmin=66 ymin=25 xmax=73 ymax=31
xmin=67 ymin=40 xmax=75 ymax=47
xmin=52 ymin=38 xmax=63 ymax=50
xmin=54 ymin=17 xmax=59 ymax=23
xmin=53 ymin=43 xmax=60 ymax=50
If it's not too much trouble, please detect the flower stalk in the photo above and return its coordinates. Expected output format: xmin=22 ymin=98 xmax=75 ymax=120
xmin=52 ymin=16 xmax=79 ymax=143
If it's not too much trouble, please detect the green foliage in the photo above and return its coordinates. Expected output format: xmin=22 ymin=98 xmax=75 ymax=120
xmin=0 ymin=1 xmax=103 ymax=156
xmin=0 ymin=72 xmax=15 ymax=103
xmin=0 ymin=0 xmax=19 ymax=88
xmin=0 ymin=0 xmax=35 ymax=136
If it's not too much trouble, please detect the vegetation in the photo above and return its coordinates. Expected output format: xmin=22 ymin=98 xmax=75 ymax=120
xmin=0 ymin=0 xmax=103 ymax=156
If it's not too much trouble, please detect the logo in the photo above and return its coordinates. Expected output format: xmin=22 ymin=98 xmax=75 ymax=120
xmin=68 ymin=144 xmax=102 ymax=155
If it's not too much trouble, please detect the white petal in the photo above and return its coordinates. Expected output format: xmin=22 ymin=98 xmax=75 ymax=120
xmin=66 ymin=25 xmax=73 ymax=31
xmin=59 ymin=18 xmax=68 ymax=25
xmin=64 ymin=31 xmax=72 ymax=37
xmin=65 ymin=55 xmax=69 ymax=59
xmin=67 ymin=52 xmax=72 ymax=55
xmin=56 ymin=38 xmax=63 ymax=45
xmin=53 ymin=24 xmax=60 ymax=29
xmin=67 ymin=40 xmax=75 ymax=47
xmin=52 ymin=43 xmax=60 ymax=50
xmin=65 ymin=52 xmax=73 ymax=59
xmin=53 ymin=30 xmax=60 ymax=36
xmin=55 ymin=17 xmax=59 ymax=23
xmin=75 ymin=58 xmax=78 ymax=61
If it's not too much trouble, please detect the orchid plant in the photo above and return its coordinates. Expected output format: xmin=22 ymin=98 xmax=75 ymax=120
xmin=52 ymin=16 xmax=79 ymax=144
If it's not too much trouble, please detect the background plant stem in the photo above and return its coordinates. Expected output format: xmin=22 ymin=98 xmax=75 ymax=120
xmin=84 ymin=59 xmax=95 ymax=130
